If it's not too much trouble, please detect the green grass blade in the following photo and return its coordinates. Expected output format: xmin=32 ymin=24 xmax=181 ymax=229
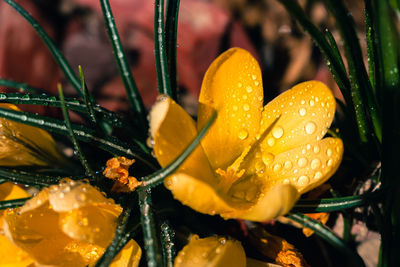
xmin=0 ymin=78 xmax=44 ymax=94
xmin=0 ymin=93 xmax=131 ymax=129
xmin=288 ymin=213 xmax=366 ymax=267
xmin=3 ymin=0 xmax=83 ymax=97
xmin=165 ymin=0 xmax=180 ymax=100
xmin=324 ymin=0 xmax=377 ymax=143
xmin=160 ymin=221 xmax=176 ymax=267
xmin=58 ymin=85 xmax=96 ymax=179
xmin=292 ymin=192 xmax=379 ymax=213
xmin=99 ymin=0 xmax=147 ymax=130
xmin=0 ymin=167 xmax=70 ymax=186
xmin=95 ymin=207 xmax=131 ymax=267
xmin=365 ymin=4 xmax=376 ymax=93
xmin=139 ymin=189 xmax=162 ymax=267
xmin=0 ymin=198 xmax=31 ymax=210
xmin=155 ymin=0 xmax=173 ymax=97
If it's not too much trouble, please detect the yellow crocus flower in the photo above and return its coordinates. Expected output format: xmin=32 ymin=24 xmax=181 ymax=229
xmin=0 ymin=103 xmax=63 ymax=166
xmin=0 ymin=182 xmax=35 ymax=267
xmin=174 ymin=235 xmax=288 ymax=267
xmin=3 ymin=179 xmax=141 ymax=267
xmin=150 ymin=47 xmax=343 ymax=222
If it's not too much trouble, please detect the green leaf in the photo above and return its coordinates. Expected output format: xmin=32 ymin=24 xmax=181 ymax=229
xmin=155 ymin=0 xmax=173 ymax=98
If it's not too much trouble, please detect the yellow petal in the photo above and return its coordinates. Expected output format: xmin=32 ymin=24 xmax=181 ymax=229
xmin=164 ymin=173 xmax=247 ymax=217
xmin=4 ymin=198 xmax=93 ymax=266
xmin=174 ymin=236 xmax=246 ymax=267
xmin=110 ymin=239 xmax=142 ymax=267
xmin=239 ymin=184 xmax=299 ymax=222
xmin=246 ymin=258 xmax=282 ymax=267
xmin=0 ymin=103 xmax=62 ymax=166
xmin=264 ymin=138 xmax=343 ymax=193
xmin=259 ymin=81 xmax=336 ymax=155
xmin=0 ymin=234 xmax=34 ymax=267
xmin=150 ymin=96 xmax=217 ymax=186
xmin=48 ymin=179 xmax=121 ymax=212
xmin=60 ymin=205 xmax=121 ymax=247
xmin=198 ymin=47 xmax=263 ymax=170
xmin=0 ymin=182 xmax=30 ymax=201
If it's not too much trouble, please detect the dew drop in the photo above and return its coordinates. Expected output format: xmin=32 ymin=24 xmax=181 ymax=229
xmin=284 ymin=161 xmax=292 ymax=169
xmin=246 ymin=86 xmax=253 ymax=93
xmin=309 ymin=100 xmax=315 ymax=106
xmin=314 ymin=171 xmax=323 ymax=179
xmin=267 ymin=137 xmax=275 ymax=146
xmin=238 ymin=130 xmax=248 ymax=140
xmin=327 ymin=159 xmax=333 ymax=167
xmin=238 ymin=82 xmax=242 ymax=88
xmin=305 ymin=122 xmax=316 ymax=134
xmin=301 ymin=100 xmax=305 ymax=105
xmin=306 ymin=144 xmax=311 ymax=150
xmin=262 ymin=153 xmax=275 ymax=166
xmin=242 ymin=95 xmax=248 ymax=100
xmin=243 ymin=104 xmax=250 ymax=111
xmin=313 ymin=146 xmax=320 ymax=153
xmin=272 ymin=126 xmax=284 ymax=139
xmin=297 ymin=158 xmax=308 ymax=167
xmin=273 ymin=163 xmax=282 ymax=172
xmin=311 ymin=159 xmax=321 ymax=170
xmin=297 ymin=175 xmax=310 ymax=186
xmin=283 ymin=179 xmax=290 ymax=184
xmin=252 ymin=74 xmax=257 ymax=80
xmin=326 ymin=148 xmax=332 ymax=156
xmin=254 ymin=81 xmax=259 ymax=86
xmin=299 ymin=108 xmax=306 ymax=116
xmin=233 ymin=105 xmax=238 ymax=111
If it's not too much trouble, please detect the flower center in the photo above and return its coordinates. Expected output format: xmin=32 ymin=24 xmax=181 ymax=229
xmin=216 ymin=167 xmax=245 ymax=194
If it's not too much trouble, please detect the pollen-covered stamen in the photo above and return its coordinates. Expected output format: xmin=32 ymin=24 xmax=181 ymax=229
xmin=103 ymin=157 xmax=142 ymax=192
xmin=216 ymin=167 xmax=245 ymax=194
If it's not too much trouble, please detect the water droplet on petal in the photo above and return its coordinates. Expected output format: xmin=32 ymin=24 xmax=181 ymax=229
xmin=299 ymin=108 xmax=306 ymax=116
xmin=309 ymin=100 xmax=315 ymax=106
xmin=252 ymin=74 xmax=257 ymax=80
xmin=305 ymin=122 xmax=316 ymax=134
xmin=284 ymin=161 xmax=292 ymax=169
xmin=243 ymin=104 xmax=250 ymax=111
xmin=272 ymin=126 xmax=284 ymax=139
xmin=273 ymin=163 xmax=282 ymax=172
xmin=298 ymin=175 xmax=309 ymax=186
xmin=311 ymin=159 xmax=321 ymax=170
xmin=297 ymin=158 xmax=308 ymax=167
xmin=238 ymin=130 xmax=248 ymax=140
xmin=238 ymin=82 xmax=242 ymax=88
xmin=267 ymin=137 xmax=275 ymax=146
xmin=254 ymin=81 xmax=259 ymax=86
xmin=314 ymin=172 xmax=323 ymax=179
xmin=327 ymin=159 xmax=333 ymax=166
xmin=233 ymin=105 xmax=238 ymax=111
xmin=326 ymin=148 xmax=332 ymax=156
xmin=283 ymin=179 xmax=290 ymax=184
xmin=313 ymin=146 xmax=320 ymax=153
xmin=262 ymin=153 xmax=275 ymax=166
xmin=246 ymin=86 xmax=253 ymax=93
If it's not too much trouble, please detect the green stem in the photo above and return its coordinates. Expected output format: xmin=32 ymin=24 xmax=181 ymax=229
xmin=155 ymin=0 xmax=172 ymax=97
xmin=160 ymin=221 xmax=176 ymax=267
xmin=139 ymin=189 xmax=162 ymax=267
xmin=0 ymin=198 xmax=30 ymax=209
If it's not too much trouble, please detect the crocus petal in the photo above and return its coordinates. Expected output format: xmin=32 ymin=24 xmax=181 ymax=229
xmin=0 ymin=103 xmax=62 ymax=166
xmin=110 ymin=239 xmax=142 ymax=267
xmin=0 ymin=234 xmax=34 ymax=267
xmin=198 ymin=47 xmax=263 ymax=170
xmin=259 ymin=81 xmax=336 ymax=156
xmin=238 ymin=184 xmax=299 ymax=222
xmin=174 ymin=236 xmax=246 ymax=267
xmin=264 ymin=138 xmax=344 ymax=193
xmin=0 ymin=182 xmax=30 ymax=201
xmin=150 ymin=96 xmax=217 ymax=186
xmin=164 ymin=173 xmax=248 ymax=217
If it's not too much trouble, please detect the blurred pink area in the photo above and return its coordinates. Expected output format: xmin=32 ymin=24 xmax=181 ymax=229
xmin=0 ymin=0 xmax=257 ymax=113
